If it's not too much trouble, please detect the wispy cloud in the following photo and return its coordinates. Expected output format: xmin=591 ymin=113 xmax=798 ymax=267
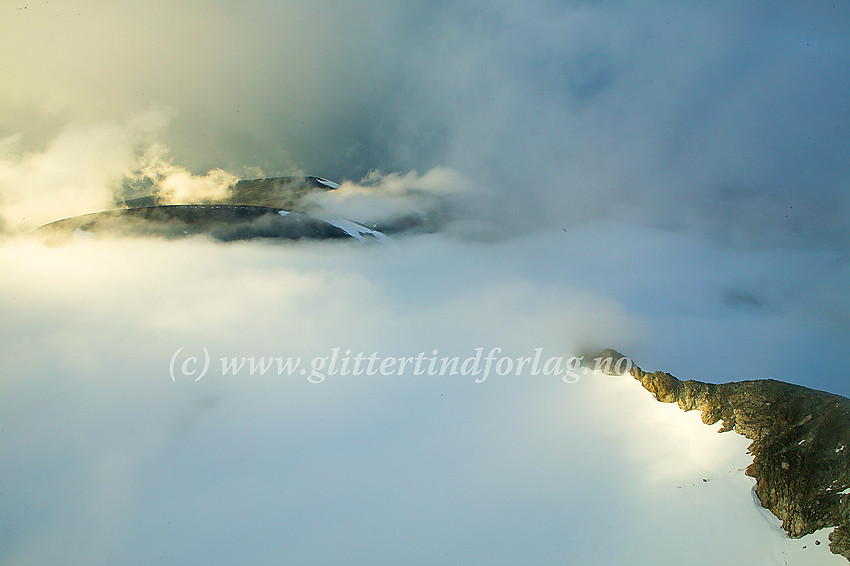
xmin=2 ymin=1 xmax=848 ymax=244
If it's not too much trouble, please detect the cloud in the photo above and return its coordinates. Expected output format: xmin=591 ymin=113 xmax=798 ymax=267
xmin=0 ymin=109 xmax=242 ymax=232
xmin=0 ymin=234 xmax=843 ymax=564
xmin=2 ymin=1 xmax=848 ymax=245
xmin=0 ymin=119 xmax=141 ymax=232
xmin=125 ymin=142 xmax=238 ymax=204
xmin=1 ymin=2 xmax=849 ymax=564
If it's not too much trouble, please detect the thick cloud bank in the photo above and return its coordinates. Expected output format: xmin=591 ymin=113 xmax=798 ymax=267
xmin=0 ymin=236 xmax=846 ymax=565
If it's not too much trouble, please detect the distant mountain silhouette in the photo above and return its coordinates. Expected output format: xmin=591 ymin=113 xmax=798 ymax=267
xmin=36 ymin=177 xmax=388 ymax=243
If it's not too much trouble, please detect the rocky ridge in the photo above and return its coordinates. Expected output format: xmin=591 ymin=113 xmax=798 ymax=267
xmin=590 ymin=350 xmax=850 ymax=560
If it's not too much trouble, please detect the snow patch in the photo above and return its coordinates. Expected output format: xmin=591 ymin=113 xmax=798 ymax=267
xmin=314 ymin=177 xmax=341 ymax=190
xmin=318 ymin=216 xmax=389 ymax=242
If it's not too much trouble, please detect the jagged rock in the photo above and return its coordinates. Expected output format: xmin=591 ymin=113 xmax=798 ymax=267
xmin=578 ymin=348 xmax=634 ymax=376
xmin=585 ymin=351 xmax=850 ymax=561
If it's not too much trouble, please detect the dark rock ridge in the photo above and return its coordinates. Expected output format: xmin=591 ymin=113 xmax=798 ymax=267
xmin=587 ymin=350 xmax=850 ymax=561
xmin=36 ymin=176 xmax=438 ymax=241
xmin=35 ymin=206 xmax=357 ymax=243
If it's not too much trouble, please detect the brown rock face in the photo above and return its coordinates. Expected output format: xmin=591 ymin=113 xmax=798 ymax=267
xmin=587 ymin=351 xmax=850 ymax=561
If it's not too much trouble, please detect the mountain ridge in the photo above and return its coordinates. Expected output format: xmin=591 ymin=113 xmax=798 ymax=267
xmin=590 ymin=349 xmax=850 ymax=560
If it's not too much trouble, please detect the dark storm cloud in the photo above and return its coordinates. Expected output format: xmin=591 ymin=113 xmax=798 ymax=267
xmin=2 ymin=1 xmax=848 ymax=244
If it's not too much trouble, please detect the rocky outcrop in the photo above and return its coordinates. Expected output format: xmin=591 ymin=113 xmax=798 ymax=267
xmin=588 ymin=351 xmax=850 ymax=560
